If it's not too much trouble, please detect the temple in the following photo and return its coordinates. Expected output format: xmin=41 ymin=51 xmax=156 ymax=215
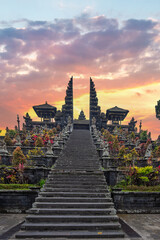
xmin=89 ymin=77 xmax=101 ymax=128
xmin=89 ymin=78 xmax=138 ymax=133
xmin=23 ymin=76 xmax=137 ymax=133
xmin=23 ymin=77 xmax=73 ymax=130
xmin=62 ymin=76 xmax=73 ymax=123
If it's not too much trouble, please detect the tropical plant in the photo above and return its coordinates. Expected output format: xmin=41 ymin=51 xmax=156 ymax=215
xmin=23 ymin=139 xmax=30 ymax=146
xmin=52 ymin=127 xmax=57 ymax=134
xmin=27 ymin=147 xmax=44 ymax=159
xmin=125 ymin=166 xmax=160 ymax=186
xmin=130 ymin=132 xmax=135 ymax=140
xmin=102 ymin=130 xmax=113 ymax=142
xmin=118 ymin=146 xmax=128 ymax=158
xmin=124 ymin=153 xmax=132 ymax=166
xmin=130 ymin=148 xmax=139 ymax=167
xmin=112 ymin=136 xmax=120 ymax=154
xmin=4 ymin=134 xmax=13 ymax=146
xmin=8 ymin=129 xmax=17 ymax=138
xmin=35 ymin=137 xmax=44 ymax=147
xmin=12 ymin=147 xmax=26 ymax=166
xmin=48 ymin=130 xmax=54 ymax=137
xmin=140 ymin=130 xmax=148 ymax=141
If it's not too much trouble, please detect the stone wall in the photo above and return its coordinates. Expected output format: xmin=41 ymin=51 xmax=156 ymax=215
xmin=23 ymin=167 xmax=51 ymax=184
xmin=0 ymin=190 xmax=38 ymax=213
xmin=7 ymin=146 xmax=47 ymax=155
xmin=0 ymin=155 xmax=57 ymax=168
xmin=103 ymin=170 xmax=125 ymax=186
xmin=102 ymin=157 xmax=160 ymax=169
xmin=112 ymin=191 xmax=160 ymax=213
xmin=1 ymin=189 xmax=160 ymax=214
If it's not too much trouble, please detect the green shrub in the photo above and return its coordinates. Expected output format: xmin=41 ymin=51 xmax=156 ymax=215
xmin=39 ymin=179 xmax=46 ymax=188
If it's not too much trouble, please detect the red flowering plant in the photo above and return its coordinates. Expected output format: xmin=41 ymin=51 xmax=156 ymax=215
xmin=32 ymin=135 xmax=38 ymax=141
xmin=0 ymin=166 xmax=27 ymax=184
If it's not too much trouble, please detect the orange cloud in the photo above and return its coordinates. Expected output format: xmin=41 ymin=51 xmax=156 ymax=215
xmin=0 ymin=16 xmax=160 ymax=139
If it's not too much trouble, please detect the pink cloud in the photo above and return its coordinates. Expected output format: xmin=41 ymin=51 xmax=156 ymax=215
xmin=0 ymin=15 xmax=160 ymax=138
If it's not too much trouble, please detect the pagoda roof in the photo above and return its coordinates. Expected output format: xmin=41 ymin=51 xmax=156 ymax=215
xmin=107 ymin=106 xmax=129 ymax=113
xmin=33 ymin=101 xmax=56 ymax=110
xmin=106 ymin=106 xmax=129 ymax=121
xmin=33 ymin=101 xmax=57 ymax=118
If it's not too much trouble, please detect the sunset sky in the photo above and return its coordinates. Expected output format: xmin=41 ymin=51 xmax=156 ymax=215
xmin=0 ymin=0 xmax=160 ymax=139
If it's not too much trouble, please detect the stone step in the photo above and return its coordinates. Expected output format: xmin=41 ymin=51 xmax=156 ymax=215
xmin=41 ymin=188 xmax=109 ymax=192
xmin=16 ymin=230 xmax=124 ymax=238
xmin=50 ymin=170 xmax=103 ymax=174
xmin=35 ymin=197 xmax=112 ymax=203
xmin=54 ymin=169 xmax=101 ymax=171
xmin=33 ymin=202 xmax=114 ymax=209
xmin=48 ymin=174 xmax=105 ymax=180
xmin=48 ymin=172 xmax=104 ymax=176
xmin=26 ymin=214 xmax=119 ymax=223
xmin=44 ymin=184 xmax=108 ymax=189
xmin=47 ymin=177 xmax=106 ymax=181
xmin=54 ymin=166 xmax=100 ymax=169
xmin=45 ymin=180 xmax=107 ymax=184
xmin=28 ymin=208 xmax=116 ymax=215
xmin=55 ymin=164 xmax=100 ymax=166
xmin=56 ymin=164 xmax=100 ymax=166
xmin=22 ymin=222 xmax=121 ymax=231
xmin=39 ymin=192 xmax=110 ymax=197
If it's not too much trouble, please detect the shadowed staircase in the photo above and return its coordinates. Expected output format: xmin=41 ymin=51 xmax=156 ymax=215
xmin=16 ymin=129 xmax=124 ymax=239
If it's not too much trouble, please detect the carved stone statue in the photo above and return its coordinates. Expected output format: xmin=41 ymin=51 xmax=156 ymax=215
xmin=102 ymin=142 xmax=110 ymax=158
xmin=15 ymin=134 xmax=22 ymax=146
xmin=145 ymin=143 xmax=152 ymax=159
xmin=46 ymin=140 xmax=54 ymax=156
xmin=92 ymin=117 xmax=96 ymax=126
xmin=128 ymin=117 xmax=137 ymax=132
xmin=0 ymin=141 xmax=9 ymax=155
xmin=67 ymin=116 xmax=72 ymax=124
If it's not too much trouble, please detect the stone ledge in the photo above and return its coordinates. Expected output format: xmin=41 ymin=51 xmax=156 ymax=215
xmin=0 ymin=190 xmax=38 ymax=213
xmin=112 ymin=191 xmax=160 ymax=213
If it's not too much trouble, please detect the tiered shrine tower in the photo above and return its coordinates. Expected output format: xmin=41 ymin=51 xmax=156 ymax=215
xmin=89 ymin=77 xmax=101 ymax=128
xmin=62 ymin=76 xmax=73 ymax=124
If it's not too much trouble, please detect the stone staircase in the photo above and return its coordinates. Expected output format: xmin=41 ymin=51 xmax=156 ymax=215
xmin=16 ymin=129 xmax=124 ymax=238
